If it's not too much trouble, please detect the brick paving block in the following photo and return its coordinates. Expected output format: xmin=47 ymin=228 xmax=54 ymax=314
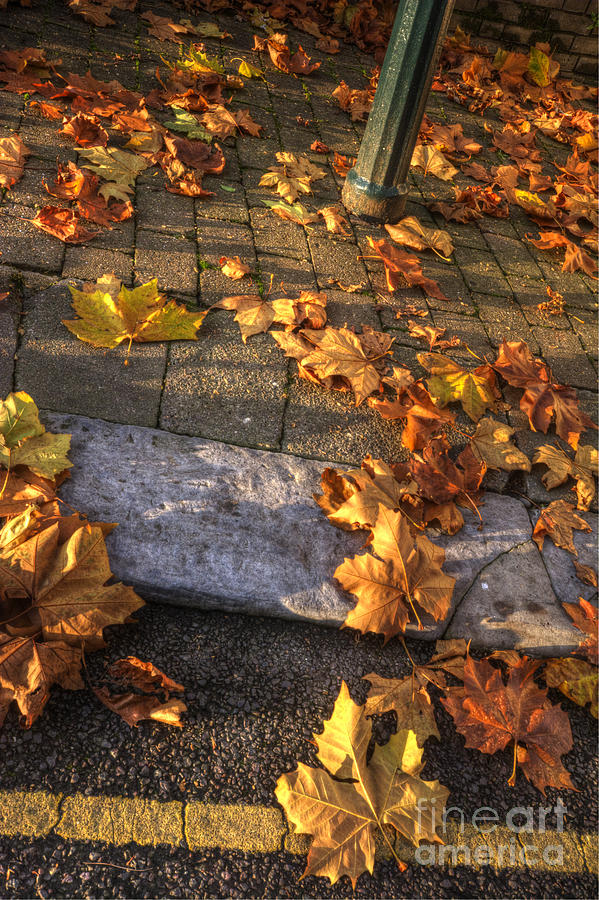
xmin=0 ymin=279 xmax=18 ymax=398
xmin=236 ymin=135 xmax=280 ymax=171
xmin=135 ymin=187 xmax=195 ymax=234
xmin=196 ymin=219 xmax=256 ymax=268
xmin=569 ymin=315 xmax=598 ymax=361
xmin=4 ymin=166 xmax=53 ymax=209
xmin=199 ymin=267 xmax=258 ymax=308
xmin=429 ymin=310 xmax=494 ymax=361
xmin=282 ymin=377 xmax=409 ymax=467
xmin=313 ymin=123 xmax=361 ymax=157
xmin=324 ymin=290 xmax=381 ymax=331
xmin=255 ymin=254 xmax=316 ymax=295
xmin=0 ymin=208 xmax=64 ymax=274
xmin=160 ymin=312 xmax=287 ymax=450
xmin=453 ymin=246 xmax=512 ymax=296
xmin=16 ymin=281 xmax=166 ymax=426
xmin=135 ymin=230 xmax=198 ymax=296
xmin=535 ymin=260 xmax=595 ymax=310
xmin=268 ymin=93 xmax=314 ymax=125
xmin=509 ymin=275 xmax=571 ymax=329
xmin=477 ymin=216 xmax=520 ymax=239
xmin=483 ymin=233 xmax=543 ymax=278
xmin=92 ymin=218 xmax=135 ymax=254
xmin=249 ymin=207 xmax=310 ymax=260
xmin=16 ymin=121 xmax=77 ymax=168
xmin=474 ymin=293 xmax=541 ymax=353
xmin=277 ymin=123 xmax=321 ymax=155
xmin=532 ymin=325 xmax=597 ymax=391
xmin=195 ymin=179 xmax=249 ymax=224
xmin=308 ymin=232 xmax=368 ymax=291
xmin=377 ymin=291 xmax=430 ymax=331
xmin=62 ymin=246 xmax=134 ymax=284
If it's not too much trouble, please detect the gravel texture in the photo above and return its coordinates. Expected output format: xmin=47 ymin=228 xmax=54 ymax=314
xmin=0 ymin=602 xmax=596 ymax=898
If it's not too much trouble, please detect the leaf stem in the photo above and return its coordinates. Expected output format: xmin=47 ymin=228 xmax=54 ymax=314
xmin=508 ymin=740 xmax=518 ymax=787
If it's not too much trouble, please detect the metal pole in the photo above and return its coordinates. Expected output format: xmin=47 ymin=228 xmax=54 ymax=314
xmin=342 ymin=0 xmax=455 ymax=223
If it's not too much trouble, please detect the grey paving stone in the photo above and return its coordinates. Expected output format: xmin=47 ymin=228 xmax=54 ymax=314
xmin=483 ymin=232 xmax=543 ymax=277
xmin=159 ymin=311 xmax=287 ymax=450
xmin=446 ymin=541 xmax=582 ymax=655
xmin=308 ymin=232 xmax=368 ymax=290
xmin=257 ymin=253 xmax=318 ymax=293
xmin=16 ymin=121 xmax=77 ymax=168
xmin=0 ymin=208 xmax=64 ymax=273
xmin=62 ymin=246 xmax=134 ymax=284
xmin=429 ymin=310 xmax=495 ymax=361
xmin=0 ymin=279 xmax=18 ymax=398
xmin=532 ymin=325 xmax=597 ymax=391
xmin=453 ymin=246 xmax=512 ymax=296
xmin=41 ymin=413 xmax=575 ymax=651
xmin=282 ymin=376 xmax=410 ymax=467
xmin=15 ymin=281 xmax=166 ymax=426
xmin=196 ymin=219 xmax=256 ymax=268
xmin=509 ymin=274 xmax=572 ymax=329
xmin=135 ymin=187 xmax=195 ymax=234
xmin=535 ymin=259 xmax=595 ymax=310
xmin=474 ymin=293 xmax=541 ymax=353
xmin=135 ymin=230 xmax=198 ymax=297
xmin=249 ymin=207 xmax=310 ymax=260
xmin=195 ymin=179 xmax=249 ymax=224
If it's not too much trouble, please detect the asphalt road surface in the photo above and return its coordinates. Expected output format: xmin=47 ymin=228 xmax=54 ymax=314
xmin=0 ymin=602 xmax=596 ymax=898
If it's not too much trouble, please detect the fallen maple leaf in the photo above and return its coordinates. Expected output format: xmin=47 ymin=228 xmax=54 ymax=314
xmin=332 ymin=82 xmax=373 ymax=122
xmin=574 ymin=562 xmax=597 ymax=587
xmin=442 ymin=655 xmax=575 ymax=793
xmin=77 ymin=146 xmax=148 ymax=187
xmin=63 ymin=278 xmax=206 ymax=353
xmin=562 ymin=598 xmax=598 ymax=664
xmin=369 ymin=381 xmax=455 ymax=452
xmin=61 ymin=112 xmax=108 ymax=147
xmin=331 ymin=152 xmax=356 ymax=178
xmin=31 ymin=206 xmax=99 ymax=244
xmin=363 ymin=672 xmax=440 ymax=745
xmin=367 ymin=238 xmax=449 ymax=301
xmin=300 ymin=327 xmax=392 ymax=406
xmin=493 ymin=340 xmax=596 ymax=449
xmin=335 ymin=505 xmax=455 ymax=638
xmin=94 ymin=656 xmax=186 ymax=727
xmin=0 ymin=392 xmax=72 ymax=480
xmin=216 ymin=292 xmax=326 ymax=343
xmin=219 ymin=256 xmax=250 ymax=280
xmin=543 ymin=658 xmax=597 ymax=718
xmin=260 ymin=152 xmax=326 ymax=203
xmin=527 ymin=231 xmax=597 ymax=277
xmin=469 ymin=417 xmax=531 ymax=472
xmin=0 ymin=636 xmax=83 ymax=728
xmin=261 ymin=199 xmax=317 ymax=225
xmin=533 ymin=444 xmax=597 ymax=511
xmin=142 ymin=10 xmax=194 ymax=42
xmin=385 ymin=217 xmax=454 ymax=259
xmin=411 ymin=145 xmax=458 ymax=181
xmin=0 ymin=133 xmax=30 ymax=189
xmin=275 ymin=681 xmax=449 ymax=885
xmin=318 ymin=205 xmax=350 ymax=234
xmin=408 ymin=321 xmax=460 ymax=352
xmin=410 ymin=436 xmax=485 ymax=519
xmin=253 ymin=33 xmax=320 ymax=75
xmin=532 ymin=499 xmax=591 ymax=555
xmin=418 ymin=352 xmax=500 ymax=422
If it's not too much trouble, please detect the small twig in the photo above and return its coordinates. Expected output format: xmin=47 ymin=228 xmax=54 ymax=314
xmin=85 ymin=861 xmax=152 ymax=872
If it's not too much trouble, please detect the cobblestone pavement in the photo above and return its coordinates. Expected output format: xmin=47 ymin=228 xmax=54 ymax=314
xmin=0 ymin=0 xmax=597 ymax=514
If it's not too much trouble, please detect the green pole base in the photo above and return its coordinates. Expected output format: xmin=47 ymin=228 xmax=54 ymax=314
xmin=341 ymin=167 xmax=408 ymax=223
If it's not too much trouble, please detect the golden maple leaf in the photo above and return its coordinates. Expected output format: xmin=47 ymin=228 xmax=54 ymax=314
xmin=275 ymin=682 xmax=449 ymax=886
xmin=418 ymin=352 xmax=500 ymax=422
xmin=533 ymin=443 xmax=597 ymax=510
xmin=0 ymin=392 xmax=72 ymax=480
xmin=335 ymin=505 xmax=455 ymax=638
xmin=469 ymin=417 xmax=531 ymax=472
xmin=63 ymin=278 xmax=206 ymax=354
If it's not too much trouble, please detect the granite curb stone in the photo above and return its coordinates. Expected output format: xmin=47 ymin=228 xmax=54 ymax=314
xmin=44 ymin=413 xmax=594 ymax=656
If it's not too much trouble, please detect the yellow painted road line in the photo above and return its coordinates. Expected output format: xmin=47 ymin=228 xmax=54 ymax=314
xmin=0 ymin=790 xmax=595 ymax=874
